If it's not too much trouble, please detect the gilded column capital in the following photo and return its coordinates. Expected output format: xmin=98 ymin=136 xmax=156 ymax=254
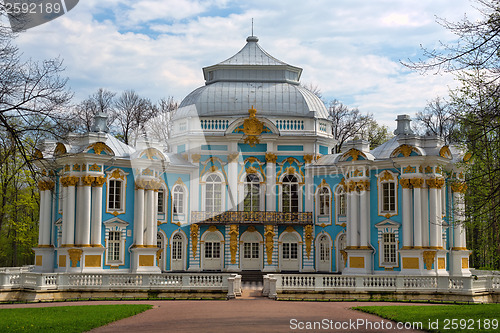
xmin=347 ymin=181 xmax=357 ymax=193
xmin=38 ymin=180 xmax=55 ymax=191
xmin=191 ymin=153 xmax=201 ymax=163
xmin=81 ymin=175 xmax=95 ymax=186
xmin=61 ymin=176 xmax=79 ymax=187
xmin=426 ymin=178 xmax=445 ymax=189
xmin=227 ymin=152 xmax=239 ymax=163
xmin=410 ymin=178 xmax=424 ymax=188
xmin=303 ymin=154 xmax=314 ymax=164
xmin=93 ymin=176 xmax=107 ymax=187
xmin=451 ymin=181 xmax=467 ymax=193
xmin=265 ymin=152 xmax=277 ymax=163
xmin=400 ymin=178 xmax=412 ymax=189
xmin=356 ymin=180 xmax=370 ymax=191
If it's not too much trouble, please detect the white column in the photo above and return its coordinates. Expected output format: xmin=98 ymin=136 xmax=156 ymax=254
xmin=265 ymin=154 xmax=277 ymax=211
xmin=346 ymin=185 xmax=352 ymax=248
xmin=428 ymin=182 xmax=439 ymax=249
xmin=75 ymin=182 xmax=84 ymax=245
xmin=80 ymin=182 xmax=92 ymax=246
xmin=401 ymin=179 xmax=412 ymax=248
xmin=436 ymin=186 xmax=443 ymax=248
xmin=190 ymin=169 xmax=200 ymax=215
xmin=359 ymin=182 xmax=370 ymax=247
xmin=134 ymin=186 xmax=145 ymax=247
xmin=154 ymin=189 xmax=159 ymax=241
xmin=38 ymin=184 xmax=46 ymax=246
xmin=145 ymin=188 xmax=155 ymax=246
xmin=349 ymin=183 xmax=359 ymax=248
xmin=453 ymin=191 xmax=462 ymax=248
xmin=42 ymin=189 xmax=53 ymax=246
xmin=413 ymin=184 xmax=422 ymax=248
xmin=228 ymin=153 xmax=238 ymax=211
xmin=65 ymin=181 xmax=76 ymax=246
xmin=421 ymin=183 xmax=429 ymax=248
xmin=305 ymin=168 xmax=314 ymax=213
xmin=91 ymin=176 xmax=105 ymax=246
xmin=61 ymin=185 xmax=68 ymax=246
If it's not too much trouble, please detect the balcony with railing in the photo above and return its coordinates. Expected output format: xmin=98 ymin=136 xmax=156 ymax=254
xmin=191 ymin=211 xmax=313 ymax=225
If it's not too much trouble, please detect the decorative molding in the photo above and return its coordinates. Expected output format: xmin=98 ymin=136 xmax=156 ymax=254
xmin=265 ymin=152 xmax=277 ymax=163
xmin=234 ymin=106 xmax=270 ymax=147
xmin=68 ymin=248 xmax=82 ymax=268
xmin=400 ymin=178 xmax=412 ymax=189
xmin=303 ymin=154 xmax=314 ymax=164
xmin=410 ymin=178 xmax=424 ymax=188
xmin=402 ymin=165 xmax=416 ymax=174
xmin=93 ymin=176 xmax=106 ymax=187
xmin=391 ymin=144 xmax=418 ymax=158
xmin=451 ymin=181 xmax=467 ymax=193
xmin=190 ymin=224 xmax=199 ymax=258
xmin=426 ymin=178 xmax=445 ymax=189
xmin=264 ymin=225 xmax=275 ymax=265
xmin=285 ymin=226 xmax=296 ymax=233
xmin=81 ymin=175 xmax=94 ymax=186
xmin=229 ymin=225 xmax=238 ymax=264
xmin=379 ymin=171 xmax=394 ymax=182
xmin=304 ymin=225 xmax=313 ymax=259
xmin=342 ymin=148 xmax=366 ymax=161
xmin=191 ymin=154 xmax=201 ymax=163
xmin=227 ymin=152 xmax=239 ymax=163
xmin=439 ymin=145 xmax=452 ymax=159
xmin=60 ymin=176 xmax=79 ymax=187
xmin=423 ymin=250 xmax=436 ymax=270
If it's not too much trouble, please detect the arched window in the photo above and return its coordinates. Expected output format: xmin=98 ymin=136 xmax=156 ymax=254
xmin=282 ymin=175 xmax=299 ymax=213
xmin=205 ymin=174 xmax=222 ymax=212
xmin=244 ymin=174 xmax=260 ymax=211
xmin=318 ymin=187 xmax=330 ymax=216
xmin=319 ymin=235 xmax=330 ymax=261
xmin=173 ymin=185 xmax=185 ymax=215
xmin=172 ymin=234 xmax=183 ymax=260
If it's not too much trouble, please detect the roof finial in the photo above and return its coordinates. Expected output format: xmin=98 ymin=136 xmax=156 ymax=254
xmin=252 ymin=18 xmax=254 ymax=36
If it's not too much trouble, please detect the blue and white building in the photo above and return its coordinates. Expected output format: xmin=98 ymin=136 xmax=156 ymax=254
xmin=33 ymin=36 xmax=470 ymax=277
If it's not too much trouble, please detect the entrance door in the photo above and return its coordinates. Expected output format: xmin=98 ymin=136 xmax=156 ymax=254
xmin=281 ymin=233 xmax=299 ymax=271
xmin=171 ymin=233 xmax=185 ymax=271
xmin=203 ymin=232 xmax=222 ymax=271
xmin=240 ymin=232 xmax=262 ymax=270
xmin=317 ymin=235 xmax=331 ymax=272
xmin=337 ymin=234 xmax=346 ymax=273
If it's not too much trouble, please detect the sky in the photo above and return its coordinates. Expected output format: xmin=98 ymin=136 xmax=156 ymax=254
xmin=5 ymin=0 xmax=482 ymax=129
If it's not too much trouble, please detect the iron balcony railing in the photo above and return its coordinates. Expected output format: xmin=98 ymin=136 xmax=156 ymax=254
xmin=191 ymin=211 xmax=313 ymax=225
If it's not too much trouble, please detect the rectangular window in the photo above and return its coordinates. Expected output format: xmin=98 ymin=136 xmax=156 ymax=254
xmin=157 ymin=189 xmax=164 ymax=213
xmin=108 ymin=180 xmax=122 ymax=210
xmin=205 ymin=242 xmax=213 ymax=258
xmin=107 ymin=231 xmax=121 ymax=262
xmin=172 ymin=241 xmax=182 ymax=260
xmin=282 ymin=243 xmax=290 ymax=259
xmin=290 ymin=243 xmax=298 ymax=259
xmin=283 ymin=184 xmax=299 ymax=213
xmin=382 ymin=182 xmax=396 ymax=212
xmin=339 ymin=193 xmax=346 ymax=216
xmin=383 ymin=233 xmax=397 ymax=264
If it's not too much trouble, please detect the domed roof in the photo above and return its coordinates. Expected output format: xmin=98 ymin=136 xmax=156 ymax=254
xmin=175 ymin=36 xmax=329 ymax=120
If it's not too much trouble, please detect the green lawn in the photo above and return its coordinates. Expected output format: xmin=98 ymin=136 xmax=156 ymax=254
xmin=355 ymin=304 xmax=500 ymax=333
xmin=0 ymin=304 xmax=153 ymax=333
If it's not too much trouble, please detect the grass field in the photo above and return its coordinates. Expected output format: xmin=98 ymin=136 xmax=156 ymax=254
xmin=355 ymin=304 xmax=500 ymax=333
xmin=0 ymin=304 xmax=153 ymax=333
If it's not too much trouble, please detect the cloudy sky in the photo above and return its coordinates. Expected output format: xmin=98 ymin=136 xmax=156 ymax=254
xmin=7 ymin=0 xmax=481 ymax=128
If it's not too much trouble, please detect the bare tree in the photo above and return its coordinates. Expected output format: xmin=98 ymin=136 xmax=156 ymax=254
xmin=114 ymin=90 xmax=158 ymax=145
xmin=328 ymin=100 xmax=372 ymax=153
xmin=69 ymin=88 xmax=116 ymax=133
xmin=415 ymin=97 xmax=457 ymax=144
xmin=300 ymin=82 xmax=323 ymax=99
xmin=145 ymin=97 xmax=178 ymax=152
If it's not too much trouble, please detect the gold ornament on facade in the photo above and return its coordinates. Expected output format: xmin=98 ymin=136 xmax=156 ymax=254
xmin=229 ymin=225 xmax=238 ymax=264
xmin=392 ymin=144 xmax=417 ymax=158
xmin=439 ymin=146 xmax=452 ymax=159
xmin=451 ymin=181 xmax=467 ymax=193
xmin=110 ymin=169 xmax=124 ymax=180
xmin=347 ymin=181 xmax=357 ymax=193
xmin=379 ymin=171 xmax=394 ymax=182
xmin=89 ymin=164 xmax=102 ymax=172
xmin=34 ymin=149 xmax=44 ymax=159
xmin=340 ymin=250 xmax=348 ymax=267
xmin=423 ymin=251 xmax=436 ymax=270
xmin=285 ymin=226 xmax=296 ymax=233
xmin=208 ymin=225 xmax=218 ymax=232
xmin=463 ymin=152 xmax=472 ymax=163
xmin=38 ymin=180 xmax=55 ymax=191
xmin=93 ymin=176 xmax=106 ymax=187
xmin=246 ymin=225 xmax=256 ymax=232
xmin=303 ymin=154 xmax=314 ymax=164
xmin=246 ymin=166 xmax=258 ymax=174
xmin=342 ymin=148 xmax=364 ymax=161
xmin=88 ymin=142 xmax=113 ymax=156
xmin=304 ymin=225 xmax=313 ymax=259
xmin=68 ymin=248 xmax=82 ymax=268
xmin=81 ymin=175 xmax=95 ymax=186
xmin=191 ymin=153 xmax=201 ymax=163
xmin=403 ymin=165 xmax=416 ymax=174
xmin=265 ymin=152 xmax=277 ymax=163
xmin=425 ymin=166 xmax=433 ymax=174
xmin=400 ymin=178 xmax=412 ymax=189
xmin=61 ymin=176 xmax=80 ymax=187
xmin=285 ymin=166 xmax=296 ymax=175
xmin=353 ymin=169 xmax=363 ymax=177
xmin=356 ymin=180 xmax=370 ymax=191
xmin=54 ymin=143 xmax=67 ymax=156
xmin=410 ymin=178 xmax=424 ymax=188
xmin=264 ymin=225 xmax=275 ymax=265
xmin=235 ymin=106 xmax=270 ymax=147
xmin=190 ymin=224 xmax=199 ymax=258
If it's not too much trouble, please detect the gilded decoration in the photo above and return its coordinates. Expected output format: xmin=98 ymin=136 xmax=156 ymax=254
xmin=142 ymin=168 xmax=155 ymax=177
xmin=392 ymin=144 xmax=417 ymax=158
xmin=88 ymin=142 xmax=113 ymax=155
xmin=191 ymin=153 xmax=201 ymax=163
xmin=38 ymin=180 xmax=55 ymax=191
xmin=72 ymin=164 xmax=81 ymax=172
xmin=209 ymin=165 xmax=218 ymax=173
xmin=229 ymin=225 xmax=238 ymax=264
xmin=54 ymin=143 xmax=67 ymax=156
xmin=347 ymin=181 xmax=357 ymax=193
xmin=356 ymin=180 xmax=370 ymax=192
xmin=400 ymin=178 xmax=412 ymax=189
xmin=463 ymin=152 xmax=472 ymax=163
xmin=110 ymin=169 xmax=125 ymax=180
xmin=93 ymin=176 xmax=107 ymax=187
xmin=353 ymin=169 xmax=363 ymax=177
xmin=303 ymin=154 xmax=314 ymax=164
xmin=403 ymin=165 xmax=416 ymax=174
xmin=304 ymin=225 xmax=313 ymax=259
xmin=264 ymin=225 xmax=275 ymax=265
xmin=235 ymin=106 xmax=270 ymax=147
xmin=156 ymin=248 xmax=162 ymax=262
xmin=227 ymin=152 xmax=239 ymax=163
xmin=426 ymin=178 xmax=445 ymax=189
xmin=246 ymin=166 xmax=257 ymax=174
xmin=247 ymin=225 xmax=256 ymax=232
xmin=285 ymin=166 xmax=296 ymax=175
xmin=423 ymin=251 xmax=436 ymax=270
xmin=285 ymin=226 xmax=296 ymax=233
xmin=342 ymin=148 xmax=365 ymax=161
xmin=190 ymin=224 xmax=199 ymax=258
xmin=208 ymin=225 xmax=218 ymax=232
xmin=68 ymin=248 xmax=82 ymax=268
xmin=410 ymin=178 xmax=424 ymax=188
xmin=379 ymin=171 xmax=394 ymax=182
xmin=61 ymin=176 xmax=79 ymax=187
xmin=340 ymin=250 xmax=347 ymax=267
xmin=81 ymin=175 xmax=95 ymax=186
xmin=439 ymin=146 xmax=452 ymax=159
xmin=64 ymin=165 xmax=70 ymax=172
xmin=451 ymin=181 xmax=467 ymax=193
xmin=419 ymin=166 xmax=423 ymax=173
xmin=141 ymin=147 xmax=163 ymax=160
xmin=89 ymin=164 xmax=102 ymax=172
xmin=425 ymin=166 xmax=433 ymax=174
xmin=34 ymin=149 xmax=43 ymax=159
xmin=265 ymin=152 xmax=277 ymax=163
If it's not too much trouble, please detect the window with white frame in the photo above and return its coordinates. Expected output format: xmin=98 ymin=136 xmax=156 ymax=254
xmin=108 ymin=180 xmax=122 ymax=210
xmin=107 ymin=231 xmax=121 ymax=262
xmin=282 ymin=174 xmax=299 ymax=213
xmin=157 ymin=189 xmax=165 ymax=214
xmin=204 ymin=241 xmax=221 ymax=259
xmin=205 ymin=174 xmax=222 ymax=212
xmin=319 ymin=235 xmax=330 ymax=261
xmin=378 ymin=171 xmax=397 ymax=216
xmin=318 ymin=187 xmax=330 ymax=216
xmin=338 ymin=188 xmax=347 ymax=216
xmin=244 ymin=174 xmax=260 ymax=212
xmin=173 ymin=185 xmax=185 ymax=215
xmin=282 ymin=242 xmax=298 ymax=259
xmin=382 ymin=233 xmax=397 ymax=265
xmin=172 ymin=234 xmax=183 ymax=260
